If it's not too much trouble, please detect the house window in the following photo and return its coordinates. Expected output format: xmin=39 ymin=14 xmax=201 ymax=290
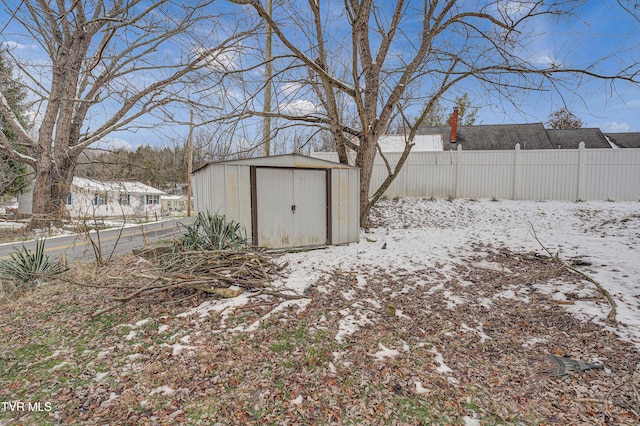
xmin=146 ymin=194 xmax=159 ymax=205
xmin=67 ymin=194 xmax=72 ymax=205
xmin=118 ymin=193 xmax=130 ymax=205
xmin=93 ymin=193 xmax=108 ymax=205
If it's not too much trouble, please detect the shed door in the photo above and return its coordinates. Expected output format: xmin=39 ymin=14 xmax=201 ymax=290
xmin=255 ymin=168 xmax=327 ymax=248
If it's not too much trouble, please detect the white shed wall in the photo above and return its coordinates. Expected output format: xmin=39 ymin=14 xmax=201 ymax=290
xmin=192 ymin=164 xmax=253 ymax=237
xmin=330 ymin=168 xmax=360 ymax=244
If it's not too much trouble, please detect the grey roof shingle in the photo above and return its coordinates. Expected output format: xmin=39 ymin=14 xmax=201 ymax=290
xmin=417 ymin=123 xmax=614 ymax=150
xmin=546 ymin=128 xmax=610 ymax=149
xmin=604 ymin=133 xmax=640 ymax=148
xmin=418 ymin=123 xmax=551 ymax=150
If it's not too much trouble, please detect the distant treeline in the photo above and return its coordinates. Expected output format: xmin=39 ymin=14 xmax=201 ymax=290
xmin=76 ymin=145 xmax=193 ymax=194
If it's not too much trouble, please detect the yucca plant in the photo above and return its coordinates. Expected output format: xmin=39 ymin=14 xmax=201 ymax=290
xmin=0 ymin=238 xmax=68 ymax=286
xmin=176 ymin=212 xmax=248 ymax=251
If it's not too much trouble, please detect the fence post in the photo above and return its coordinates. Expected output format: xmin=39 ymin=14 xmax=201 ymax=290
xmin=577 ymin=142 xmax=585 ymax=201
xmin=513 ymin=143 xmax=521 ymax=200
xmin=455 ymin=144 xmax=462 ymax=198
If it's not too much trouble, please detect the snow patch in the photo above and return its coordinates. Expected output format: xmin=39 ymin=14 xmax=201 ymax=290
xmin=414 ymin=381 xmax=430 ymax=395
xmin=94 ymin=371 xmax=109 ymax=382
xmin=48 ymin=361 xmax=69 ymax=372
xmin=336 ymin=309 xmax=374 ymax=343
xmin=522 ymin=337 xmax=547 ymax=349
xmin=124 ymin=330 xmax=138 ymax=341
xmin=240 ymin=299 xmax=312 ymax=333
xmin=461 ymin=323 xmax=491 ymax=344
xmin=463 ymin=415 xmax=481 ymax=426
xmin=161 ymin=343 xmax=196 ymax=356
xmin=370 ymin=343 xmax=400 ymax=361
xmin=290 ymin=395 xmax=304 ymax=405
xmin=429 ymin=347 xmax=453 ymax=374
xmin=149 ymin=386 xmax=175 ymax=396
xmin=472 ymin=261 xmax=512 ymax=274
xmin=134 ymin=318 xmax=151 ymax=328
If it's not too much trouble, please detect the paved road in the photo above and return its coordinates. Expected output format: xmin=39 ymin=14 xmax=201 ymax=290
xmin=0 ymin=217 xmax=194 ymax=263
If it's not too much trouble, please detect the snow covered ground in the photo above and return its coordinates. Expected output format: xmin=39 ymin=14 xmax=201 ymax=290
xmin=3 ymin=197 xmax=638 ymax=425
xmin=265 ymin=198 xmax=640 ymax=349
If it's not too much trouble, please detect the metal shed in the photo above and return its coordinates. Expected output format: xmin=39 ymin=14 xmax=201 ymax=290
xmin=192 ymin=154 xmax=360 ymax=249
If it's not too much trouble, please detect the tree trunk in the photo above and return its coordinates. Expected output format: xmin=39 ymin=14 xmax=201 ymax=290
xmin=356 ymin=134 xmax=378 ymax=227
xmin=336 ymin=134 xmax=349 ymax=165
xmin=31 ymin=156 xmax=74 ymax=228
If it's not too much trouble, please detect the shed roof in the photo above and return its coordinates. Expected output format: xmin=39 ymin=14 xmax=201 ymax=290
xmin=193 ymin=153 xmax=358 ymax=173
xmin=72 ymin=177 xmax=165 ymax=195
xmin=605 ymin=133 xmax=640 ymax=148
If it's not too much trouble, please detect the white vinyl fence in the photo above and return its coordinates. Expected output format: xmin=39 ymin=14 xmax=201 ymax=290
xmin=312 ymin=143 xmax=640 ymax=201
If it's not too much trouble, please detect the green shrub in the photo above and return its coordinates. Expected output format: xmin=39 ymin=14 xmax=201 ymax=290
xmin=0 ymin=239 xmax=68 ymax=286
xmin=176 ymin=212 xmax=248 ymax=251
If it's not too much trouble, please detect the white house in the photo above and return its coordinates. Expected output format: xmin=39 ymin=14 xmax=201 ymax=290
xmin=376 ymin=134 xmax=444 ymax=152
xmin=66 ymin=177 xmax=165 ymax=219
xmin=160 ymin=194 xmax=190 ymax=215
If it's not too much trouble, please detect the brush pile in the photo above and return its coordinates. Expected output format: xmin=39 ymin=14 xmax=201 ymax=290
xmin=87 ymin=247 xmax=289 ymax=318
xmin=84 ymin=213 xmax=294 ymax=317
xmin=160 ymin=248 xmax=288 ymax=293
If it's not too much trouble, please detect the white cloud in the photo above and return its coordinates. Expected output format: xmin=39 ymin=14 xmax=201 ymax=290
xmin=529 ymin=49 xmax=563 ymax=68
xmin=279 ymin=99 xmax=317 ymax=116
xmin=531 ymin=54 xmax=555 ymax=66
xmin=193 ymin=46 xmax=241 ymax=73
xmin=2 ymin=41 xmax=31 ymax=50
xmin=282 ymin=82 xmax=302 ymax=97
xmin=603 ymin=121 xmax=630 ymax=133
xmin=619 ymin=99 xmax=640 ymax=109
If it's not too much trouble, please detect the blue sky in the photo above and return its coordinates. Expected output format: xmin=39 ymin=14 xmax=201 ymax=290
xmin=477 ymin=1 xmax=640 ymax=132
xmin=1 ymin=1 xmax=639 ymax=152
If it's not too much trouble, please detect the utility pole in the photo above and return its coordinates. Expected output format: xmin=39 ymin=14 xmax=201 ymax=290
xmin=262 ymin=0 xmax=272 ymax=156
xmin=187 ymin=110 xmax=194 ymax=217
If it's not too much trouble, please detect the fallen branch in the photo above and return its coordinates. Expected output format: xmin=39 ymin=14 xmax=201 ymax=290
xmin=529 ymin=222 xmax=617 ymax=322
xmin=87 ymin=247 xmax=298 ymax=318
xmin=251 ymin=289 xmax=311 ymax=300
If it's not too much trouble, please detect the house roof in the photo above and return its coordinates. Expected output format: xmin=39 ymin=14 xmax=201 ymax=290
xmin=417 ymin=123 xmax=551 ymax=150
xmin=546 ymin=128 xmax=611 ymax=149
xmin=377 ymin=134 xmax=443 ymax=152
xmin=417 ymin=123 xmax=613 ymax=150
xmin=193 ymin=153 xmax=358 ymax=173
xmin=72 ymin=177 xmax=165 ymax=195
xmin=604 ymin=133 xmax=640 ymax=148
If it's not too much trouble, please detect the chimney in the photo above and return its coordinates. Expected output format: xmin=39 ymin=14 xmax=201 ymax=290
xmin=449 ymin=107 xmax=458 ymax=143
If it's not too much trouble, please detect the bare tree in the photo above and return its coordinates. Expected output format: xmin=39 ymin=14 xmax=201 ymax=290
xmin=0 ymin=47 xmax=30 ymax=197
xmin=546 ymin=107 xmax=584 ymax=129
xmin=0 ymin=0 xmax=252 ymax=227
xmin=227 ymin=0 xmax=639 ymax=226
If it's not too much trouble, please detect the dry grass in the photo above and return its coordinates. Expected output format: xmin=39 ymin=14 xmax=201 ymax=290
xmin=0 ymin=227 xmax=29 ymax=245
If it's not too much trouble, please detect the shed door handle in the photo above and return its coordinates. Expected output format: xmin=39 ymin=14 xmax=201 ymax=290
xmin=291 ymin=204 xmax=296 ymax=213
